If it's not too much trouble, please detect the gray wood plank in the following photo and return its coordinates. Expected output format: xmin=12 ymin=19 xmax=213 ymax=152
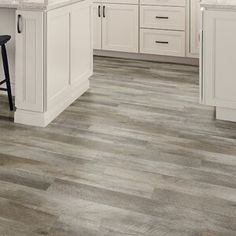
xmin=0 ymin=56 xmax=236 ymax=235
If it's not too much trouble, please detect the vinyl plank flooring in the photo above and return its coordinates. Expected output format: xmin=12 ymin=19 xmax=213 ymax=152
xmin=0 ymin=56 xmax=236 ymax=235
xmin=0 ymin=197 xmax=57 ymax=234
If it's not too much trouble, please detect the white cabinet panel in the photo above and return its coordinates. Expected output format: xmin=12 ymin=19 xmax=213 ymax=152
xmin=140 ymin=5 xmax=185 ymax=30
xmin=93 ymin=3 xmax=102 ymax=49
xmin=71 ymin=0 xmax=93 ymax=85
xmin=202 ymin=10 xmax=236 ymax=108
xmin=47 ymin=8 xmax=70 ymax=109
xmin=189 ymin=0 xmax=200 ymax=57
xmin=102 ymin=4 xmax=138 ymax=53
xmin=47 ymin=1 xmax=93 ymax=111
xmin=140 ymin=29 xmax=185 ymax=57
xmin=15 ymin=11 xmax=44 ymax=112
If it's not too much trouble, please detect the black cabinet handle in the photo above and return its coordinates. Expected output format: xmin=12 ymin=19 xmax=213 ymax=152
xmin=103 ymin=6 xmax=105 ymax=18
xmin=98 ymin=5 xmax=101 ymax=17
xmin=156 ymin=16 xmax=169 ymax=19
xmin=17 ymin=14 xmax=22 ymax=34
xmin=155 ymin=41 xmax=169 ymax=44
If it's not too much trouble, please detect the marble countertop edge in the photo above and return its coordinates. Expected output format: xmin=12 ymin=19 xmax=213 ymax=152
xmin=201 ymin=0 xmax=236 ymax=9
xmin=0 ymin=0 xmax=85 ymax=10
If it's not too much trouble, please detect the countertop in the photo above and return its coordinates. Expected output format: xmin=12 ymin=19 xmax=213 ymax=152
xmin=0 ymin=0 xmax=84 ymax=10
xmin=201 ymin=0 xmax=236 ymax=9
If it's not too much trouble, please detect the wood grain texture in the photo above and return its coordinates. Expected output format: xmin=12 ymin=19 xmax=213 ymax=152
xmin=0 ymin=56 xmax=236 ymax=236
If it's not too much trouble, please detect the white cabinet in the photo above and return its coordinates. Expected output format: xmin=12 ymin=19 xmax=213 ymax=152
xmin=93 ymin=3 xmax=102 ymax=49
xmin=139 ymin=1 xmax=185 ymax=57
xmin=94 ymin=0 xmax=200 ymax=59
xmin=140 ymin=29 xmax=185 ymax=57
xmin=93 ymin=3 xmax=138 ymax=53
xmin=188 ymin=0 xmax=200 ymax=57
xmin=15 ymin=11 xmax=44 ymax=112
xmin=15 ymin=0 xmax=92 ymax=127
xmin=201 ymin=10 xmax=236 ymax=109
xmin=102 ymin=4 xmax=138 ymax=52
xmin=140 ymin=6 xmax=185 ymax=31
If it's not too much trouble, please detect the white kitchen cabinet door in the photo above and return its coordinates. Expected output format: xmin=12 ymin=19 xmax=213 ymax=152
xmin=102 ymin=4 xmax=138 ymax=53
xmin=93 ymin=3 xmax=102 ymax=50
xmin=15 ymin=11 xmax=44 ymax=112
xmin=189 ymin=0 xmax=200 ymax=57
xmin=201 ymin=10 xmax=236 ymax=108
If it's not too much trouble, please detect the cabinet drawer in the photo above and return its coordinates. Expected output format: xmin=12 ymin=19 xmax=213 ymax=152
xmin=140 ymin=29 xmax=185 ymax=57
xmin=140 ymin=0 xmax=186 ymax=7
xmin=140 ymin=6 xmax=185 ymax=30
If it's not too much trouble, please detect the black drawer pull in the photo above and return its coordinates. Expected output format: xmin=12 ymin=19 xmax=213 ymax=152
xmin=103 ymin=6 xmax=105 ymax=18
xmin=155 ymin=41 xmax=169 ymax=44
xmin=98 ymin=5 xmax=101 ymax=17
xmin=17 ymin=14 xmax=23 ymax=34
xmin=156 ymin=16 xmax=169 ymax=19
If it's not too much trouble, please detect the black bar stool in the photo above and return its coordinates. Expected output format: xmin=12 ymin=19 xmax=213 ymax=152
xmin=0 ymin=35 xmax=13 ymax=111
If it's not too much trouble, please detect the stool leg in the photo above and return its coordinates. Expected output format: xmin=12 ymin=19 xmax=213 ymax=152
xmin=1 ymin=44 xmax=13 ymax=111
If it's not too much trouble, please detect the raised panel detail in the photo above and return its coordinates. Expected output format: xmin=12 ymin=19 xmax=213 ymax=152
xmin=15 ymin=11 xmax=44 ymax=112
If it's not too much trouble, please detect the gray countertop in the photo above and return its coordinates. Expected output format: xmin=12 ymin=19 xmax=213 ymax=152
xmin=0 ymin=0 xmax=84 ymax=10
xmin=201 ymin=0 xmax=236 ymax=9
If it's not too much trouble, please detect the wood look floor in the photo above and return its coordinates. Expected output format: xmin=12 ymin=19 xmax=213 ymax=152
xmin=0 ymin=56 xmax=236 ymax=236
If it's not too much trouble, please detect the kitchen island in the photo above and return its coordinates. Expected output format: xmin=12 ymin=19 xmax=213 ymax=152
xmin=200 ymin=0 xmax=236 ymax=122
xmin=0 ymin=0 xmax=93 ymax=127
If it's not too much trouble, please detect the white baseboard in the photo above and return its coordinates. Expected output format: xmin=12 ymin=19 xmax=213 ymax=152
xmin=14 ymin=79 xmax=90 ymax=127
xmin=94 ymin=50 xmax=199 ymax=66
xmin=216 ymin=107 xmax=236 ymax=123
xmin=14 ymin=110 xmax=48 ymax=127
